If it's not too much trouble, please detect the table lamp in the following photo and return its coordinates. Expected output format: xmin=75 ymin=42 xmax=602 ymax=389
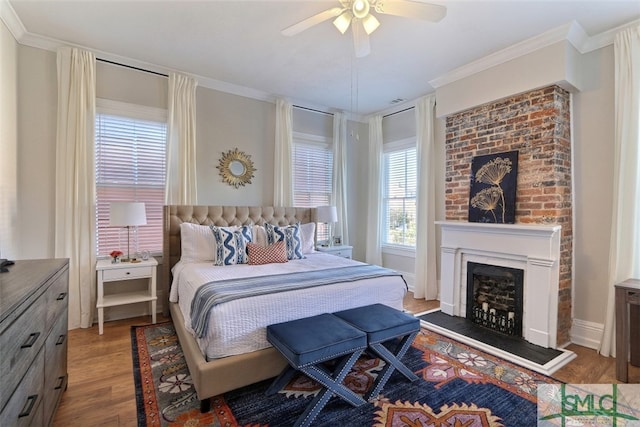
xmin=109 ymin=202 xmax=147 ymax=262
xmin=316 ymin=205 xmax=338 ymax=246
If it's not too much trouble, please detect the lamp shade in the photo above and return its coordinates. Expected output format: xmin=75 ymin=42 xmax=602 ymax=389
xmin=316 ymin=205 xmax=338 ymax=223
xmin=109 ymin=202 xmax=147 ymax=226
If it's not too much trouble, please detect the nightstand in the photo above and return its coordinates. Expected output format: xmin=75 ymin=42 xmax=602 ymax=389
xmin=96 ymin=257 xmax=157 ymax=334
xmin=316 ymin=245 xmax=353 ymax=259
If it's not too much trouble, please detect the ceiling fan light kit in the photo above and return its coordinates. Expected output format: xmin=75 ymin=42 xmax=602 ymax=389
xmin=282 ymin=0 xmax=447 ymax=57
xmin=333 ymin=11 xmax=353 ymax=34
xmin=352 ymin=0 xmax=370 ymax=19
xmin=362 ymin=14 xmax=381 ymax=35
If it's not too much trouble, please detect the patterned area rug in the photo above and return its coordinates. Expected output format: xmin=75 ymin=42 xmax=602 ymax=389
xmin=131 ymin=322 xmax=558 ymax=426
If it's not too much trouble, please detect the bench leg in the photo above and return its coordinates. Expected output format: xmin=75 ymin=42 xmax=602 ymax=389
xmin=365 ymin=331 xmax=419 ymax=401
xmin=293 ymin=350 xmax=367 ymax=427
xmin=266 ymin=365 xmax=298 ymax=396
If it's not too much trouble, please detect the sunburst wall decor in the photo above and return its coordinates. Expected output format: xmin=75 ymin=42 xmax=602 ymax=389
xmin=217 ymin=148 xmax=256 ymax=189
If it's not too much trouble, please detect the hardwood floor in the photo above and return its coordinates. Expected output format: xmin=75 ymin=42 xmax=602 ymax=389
xmin=52 ymin=294 xmax=638 ymax=426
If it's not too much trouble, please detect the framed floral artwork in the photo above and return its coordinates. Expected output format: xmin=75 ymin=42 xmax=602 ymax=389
xmin=468 ymin=150 xmax=518 ymax=224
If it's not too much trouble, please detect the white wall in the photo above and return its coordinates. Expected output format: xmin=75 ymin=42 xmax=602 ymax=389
xmin=571 ymin=45 xmax=615 ymax=333
xmin=0 ymin=19 xmax=17 ymax=259
xmin=16 ymin=45 xmax=56 ymax=259
xmin=436 ymin=41 xmax=581 ymax=118
xmin=196 ymin=88 xmax=275 ymax=205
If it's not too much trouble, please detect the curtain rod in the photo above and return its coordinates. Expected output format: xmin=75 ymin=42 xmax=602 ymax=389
xmin=383 ymin=106 xmax=414 ymax=118
xmin=293 ymin=105 xmax=334 ymax=116
xmin=96 ymin=58 xmax=169 ymax=78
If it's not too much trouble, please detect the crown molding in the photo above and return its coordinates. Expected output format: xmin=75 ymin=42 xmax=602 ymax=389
xmin=582 ymin=18 xmax=640 ymax=52
xmin=195 ymin=75 xmax=274 ymax=103
xmin=429 ymin=22 xmax=585 ymax=89
xmin=0 ymin=0 xmax=25 ymax=40
xmin=4 ymin=0 xmax=638 ymax=116
xmin=361 ymin=96 xmax=420 ymax=122
xmin=429 ymin=19 xmax=640 ymax=89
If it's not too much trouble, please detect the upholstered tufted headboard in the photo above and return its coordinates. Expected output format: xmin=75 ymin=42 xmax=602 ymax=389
xmin=162 ymin=205 xmax=314 ymax=311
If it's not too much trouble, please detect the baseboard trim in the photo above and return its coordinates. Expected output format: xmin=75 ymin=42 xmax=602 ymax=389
xmin=570 ymin=318 xmax=603 ymax=350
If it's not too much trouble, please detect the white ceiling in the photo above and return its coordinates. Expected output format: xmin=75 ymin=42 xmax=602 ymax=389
xmin=4 ymin=0 xmax=640 ymax=116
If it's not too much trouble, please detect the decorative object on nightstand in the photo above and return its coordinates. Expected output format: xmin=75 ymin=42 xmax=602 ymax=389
xmin=95 ymin=257 xmax=157 ymax=335
xmin=109 ymin=250 xmax=123 ymax=263
xmin=316 ymin=245 xmax=353 ymax=259
xmin=316 ymin=205 xmax=338 ymax=247
xmin=109 ymin=202 xmax=147 ymax=262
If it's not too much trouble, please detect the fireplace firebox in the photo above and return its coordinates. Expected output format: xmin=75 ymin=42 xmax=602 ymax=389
xmin=466 ymin=262 xmax=524 ymax=337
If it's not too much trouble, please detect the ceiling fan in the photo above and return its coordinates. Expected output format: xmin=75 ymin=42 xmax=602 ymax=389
xmin=281 ymin=0 xmax=446 ymax=58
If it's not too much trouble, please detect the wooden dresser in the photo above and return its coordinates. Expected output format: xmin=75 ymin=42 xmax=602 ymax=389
xmin=0 ymin=259 xmax=69 ymax=426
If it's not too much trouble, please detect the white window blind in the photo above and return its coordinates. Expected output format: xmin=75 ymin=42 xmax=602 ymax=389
xmin=95 ymin=110 xmax=167 ymax=256
xmin=383 ymin=145 xmax=417 ymax=247
xmin=292 ymin=137 xmax=333 ymax=241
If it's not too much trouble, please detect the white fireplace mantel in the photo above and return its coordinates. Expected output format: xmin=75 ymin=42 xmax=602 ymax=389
xmin=436 ymin=220 xmax=561 ymax=349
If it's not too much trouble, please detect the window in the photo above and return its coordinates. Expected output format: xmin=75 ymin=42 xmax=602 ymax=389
xmin=95 ymin=100 xmax=167 ymax=256
xmin=292 ymin=133 xmax=333 ymax=241
xmin=383 ymin=141 xmax=417 ymax=247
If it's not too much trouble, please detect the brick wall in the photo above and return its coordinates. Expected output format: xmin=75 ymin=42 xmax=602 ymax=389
xmin=444 ymin=85 xmax=573 ymax=345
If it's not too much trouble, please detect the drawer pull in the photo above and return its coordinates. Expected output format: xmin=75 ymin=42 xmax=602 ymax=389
xmin=54 ymin=376 xmax=65 ymax=390
xmin=56 ymin=334 xmax=66 ymax=345
xmin=126 ymin=271 xmax=131 ymax=275
xmin=18 ymin=394 xmax=38 ymax=418
xmin=56 ymin=292 xmax=67 ymax=301
xmin=20 ymin=332 xmax=41 ymax=349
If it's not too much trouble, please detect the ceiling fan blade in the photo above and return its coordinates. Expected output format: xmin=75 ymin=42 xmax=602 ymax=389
xmin=352 ymin=21 xmax=371 ymax=58
xmin=375 ymin=0 xmax=446 ymax=22
xmin=281 ymin=7 xmax=344 ymax=36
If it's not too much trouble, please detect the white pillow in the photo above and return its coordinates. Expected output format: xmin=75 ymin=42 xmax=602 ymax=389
xmin=299 ymin=222 xmax=316 ymax=254
xmin=253 ymin=225 xmax=267 ymax=248
xmin=180 ymin=223 xmax=237 ymax=263
xmin=180 ymin=223 xmax=216 ymax=262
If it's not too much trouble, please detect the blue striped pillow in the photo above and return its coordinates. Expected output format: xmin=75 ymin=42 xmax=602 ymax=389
xmin=265 ymin=223 xmax=304 ymax=260
xmin=210 ymin=225 xmax=253 ymax=265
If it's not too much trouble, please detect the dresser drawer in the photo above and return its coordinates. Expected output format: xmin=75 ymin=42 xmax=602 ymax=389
xmin=103 ymin=265 xmax=153 ymax=281
xmin=0 ymin=349 xmax=45 ymax=427
xmin=44 ymin=313 xmax=69 ymax=423
xmin=46 ymin=268 xmax=69 ymax=327
xmin=0 ymin=298 xmax=46 ymax=410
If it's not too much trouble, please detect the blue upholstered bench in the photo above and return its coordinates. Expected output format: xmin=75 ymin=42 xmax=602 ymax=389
xmin=266 ymin=313 xmax=368 ymax=427
xmin=333 ymin=303 xmax=420 ymax=400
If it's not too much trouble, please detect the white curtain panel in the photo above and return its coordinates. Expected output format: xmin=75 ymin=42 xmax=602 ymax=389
xmin=599 ymin=25 xmax=640 ymax=357
xmin=55 ymin=47 xmax=96 ymax=329
xmin=414 ymin=95 xmax=438 ymax=300
xmin=165 ymin=73 xmax=198 ymax=204
xmin=365 ymin=115 xmax=383 ymax=265
xmin=274 ymin=98 xmax=294 ymax=206
xmin=332 ymin=112 xmax=349 ymax=245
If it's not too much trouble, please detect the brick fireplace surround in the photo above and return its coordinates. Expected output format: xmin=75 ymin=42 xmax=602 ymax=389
xmin=443 ymin=85 xmax=573 ymax=346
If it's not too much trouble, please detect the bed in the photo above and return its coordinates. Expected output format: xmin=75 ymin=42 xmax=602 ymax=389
xmin=162 ymin=205 xmax=407 ymax=411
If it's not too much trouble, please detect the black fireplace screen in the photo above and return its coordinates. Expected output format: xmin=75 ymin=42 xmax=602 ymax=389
xmin=466 ymin=262 xmax=524 ymax=337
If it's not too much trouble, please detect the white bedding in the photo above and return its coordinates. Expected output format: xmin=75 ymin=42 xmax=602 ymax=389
xmin=169 ymin=253 xmax=407 ymax=360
